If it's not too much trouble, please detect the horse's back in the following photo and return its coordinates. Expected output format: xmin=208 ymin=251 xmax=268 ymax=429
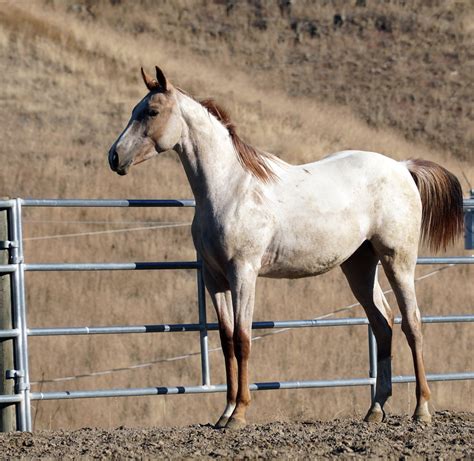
xmin=259 ymin=151 xmax=421 ymax=278
xmin=277 ymin=150 xmax=418 ymax=215
xmin=298 ymin=150 xmax=422 ymax=241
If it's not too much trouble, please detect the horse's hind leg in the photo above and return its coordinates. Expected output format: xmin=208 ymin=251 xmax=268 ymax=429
xmin=341 ymin=241 xmax=394 ymax=423
xmin=378 ymin=246 xmax=432 ymax=423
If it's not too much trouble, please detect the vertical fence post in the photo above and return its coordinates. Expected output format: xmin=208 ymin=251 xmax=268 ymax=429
xmin=368 ymin=325 xmax=377 ymax=404
xmin=0 ymin=200 xmax=16 ymax=432
xmin=8 ymin=200 xmax=31 ymax=431
xmin=14 ymin=199 xmax=31 ymax=431
xmin=465 ymin=189 xmax=473 ymax=250
xmin=197 ymin=258 xmax=210 ymax=386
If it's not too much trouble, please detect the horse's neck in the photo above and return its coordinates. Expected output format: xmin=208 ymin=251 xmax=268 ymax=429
xmin=176 ymin=93 xmax=250 ymax=209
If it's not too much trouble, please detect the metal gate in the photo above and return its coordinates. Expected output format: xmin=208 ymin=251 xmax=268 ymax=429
xmin=0 ymin=197 xmax=473 ymax=432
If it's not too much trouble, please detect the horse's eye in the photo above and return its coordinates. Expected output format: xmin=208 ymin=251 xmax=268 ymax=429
xmin=148 ymin=109 xmax=159 ymax=117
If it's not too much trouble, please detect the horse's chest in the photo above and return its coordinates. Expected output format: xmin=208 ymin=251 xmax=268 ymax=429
xmin=191 ymin=210 xmax=271 ymax=273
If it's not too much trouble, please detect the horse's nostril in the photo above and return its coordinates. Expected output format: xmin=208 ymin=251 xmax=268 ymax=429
xmin=109 ymin=150 xmax=119 ymax=170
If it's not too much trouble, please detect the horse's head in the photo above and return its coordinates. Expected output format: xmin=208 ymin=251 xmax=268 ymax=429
xmin=108 ymin=66 xmax=182 ymax=175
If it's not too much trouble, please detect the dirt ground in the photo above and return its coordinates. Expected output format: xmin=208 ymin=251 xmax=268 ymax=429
xmin=0 ymin=411 xmax=471 ymax=459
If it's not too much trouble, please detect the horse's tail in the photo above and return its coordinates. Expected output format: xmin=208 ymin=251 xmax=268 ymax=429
xmin=404 ymin=159 xmax=464 ymax=252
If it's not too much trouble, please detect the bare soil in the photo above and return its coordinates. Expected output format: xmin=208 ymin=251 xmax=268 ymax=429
xmin=0 ymin=411 xmax=472 ymax=459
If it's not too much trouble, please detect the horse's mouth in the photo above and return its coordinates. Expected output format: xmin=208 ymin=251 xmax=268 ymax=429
xmin=114 ymin=159 xmax=133 ymax=176
xmin=115 ymin=163 xmax=131 ymax=176
xmin=115 ymin=156 xmax=147 ymax=174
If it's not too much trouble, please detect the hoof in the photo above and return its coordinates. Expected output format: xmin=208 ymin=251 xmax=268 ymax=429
xmin=364 ymin=407 xmax=385 ymax=423
xmin=413 ymin=402 xmax=432 ymax=423
xmin=413 ymin=412 xmax=432 ymax=423
xmin=225 ymin=417 xmax=246 ymax=430
xmin=214 ymin=416 xmax=229 ymax=429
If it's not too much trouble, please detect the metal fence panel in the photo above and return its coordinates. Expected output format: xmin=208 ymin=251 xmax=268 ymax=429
xmin=0 ymin=197 xmax=472 ymax=432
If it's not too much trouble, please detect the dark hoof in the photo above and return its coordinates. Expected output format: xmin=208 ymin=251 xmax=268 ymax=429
xmin=364 ymin=407 xmax=385 ymax=423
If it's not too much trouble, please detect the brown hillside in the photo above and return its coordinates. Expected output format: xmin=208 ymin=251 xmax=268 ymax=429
xmin=46 ymin=0 xmax=474 ymax=161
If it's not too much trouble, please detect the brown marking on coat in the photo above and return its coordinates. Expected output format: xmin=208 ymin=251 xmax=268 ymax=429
xmin=145 ymin=92 xmax=175 ymax=140
xmin=141 ymin=66 xmax=168 ymax=92
xmin=251 ymin=189 xmax=265 ymax=205
xmin=131 ymin=83 xmax=176 ymax=167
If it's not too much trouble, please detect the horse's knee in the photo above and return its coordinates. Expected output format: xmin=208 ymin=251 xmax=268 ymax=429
xmin=219 ymin=324 xmax=234 ymax=346
xmin=233 ymin=329 xmax=251 ymax=360
xmin=401 ymin=317 xmax=422 ymax=344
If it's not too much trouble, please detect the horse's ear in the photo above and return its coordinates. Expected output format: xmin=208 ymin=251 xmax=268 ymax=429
xmin=155 ymin=66 xmax=168 ymax=91
xmin=141 ymin=67 xmax=159 ymax=91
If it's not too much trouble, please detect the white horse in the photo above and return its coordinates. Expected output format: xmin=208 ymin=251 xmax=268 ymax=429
xmin=108 ymin=67 xmax=463 ymax=429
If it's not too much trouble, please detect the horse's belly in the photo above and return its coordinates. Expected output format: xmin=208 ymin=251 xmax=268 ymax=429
xmin=258 ymin=215 xmax=368 ymax=279
xmin=258 ymin=243 xmax=354 ymax=279
xmin=259 ymin=257 xmax=343 ymax=279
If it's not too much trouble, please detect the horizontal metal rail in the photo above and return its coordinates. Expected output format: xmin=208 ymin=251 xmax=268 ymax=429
xmin=0 ymin=200 xmax=15 ymax=208
xmin=24 ymin=261 xmax=200 ymax=272
xmin=30 ymin=372 xmax=474 ymax=401
xmin=29 ymin=324 xmax=204 ymax=336
xmin=5 ymin=258 xmax=471 ymax=273
xmin=0 ymin=395 xmax=24 ymax=404
xmin=0 ymin=328 xmax=20 ymax=339
xmin=27 ymin=315 xmax=474 ymax=337
xmin=416 ymin=257 xmax=474 ymax=264
xmin=464 ymin=198 xmax=474 ymax=209
xmin=0 ymin=264 xmax=17 ymax=273
xmin=9 ymin=197 xmax=473 ymax=209
xmin=1 ymin=259 xmax=473 ymax=275
xmin=21 ymin=199 xmax=196 ymax=207
xmin=0 ymin=197 xmax=471 ymax=210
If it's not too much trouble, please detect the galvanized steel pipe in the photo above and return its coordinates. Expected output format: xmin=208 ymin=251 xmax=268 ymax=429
xmin=30 ymin=372 xmax=474 ymax=401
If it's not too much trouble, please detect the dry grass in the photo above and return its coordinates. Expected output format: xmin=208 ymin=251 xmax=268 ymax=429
xmin=0 ymin=0 xmax=472 ymax=430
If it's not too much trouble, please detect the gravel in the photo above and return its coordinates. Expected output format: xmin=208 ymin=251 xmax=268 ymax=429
xmin=0 ymin=410 xmax=472 ymax=459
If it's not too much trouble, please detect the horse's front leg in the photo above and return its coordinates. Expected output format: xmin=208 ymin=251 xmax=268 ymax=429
xmin=225 ymin=265 xmax=257 ymax=430
xmin=202 ymin=268 xmax=237 ymax=429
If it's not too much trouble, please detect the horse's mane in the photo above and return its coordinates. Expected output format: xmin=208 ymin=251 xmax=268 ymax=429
xmin=179 ymin=89 xmax=277 ymax=182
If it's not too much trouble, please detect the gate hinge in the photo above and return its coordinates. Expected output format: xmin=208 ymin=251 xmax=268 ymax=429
xmin=6 ymin=369 xmax=24 ymax=380
xmin=0 ymin=240 xmax=18 ymax=250
xmin=6 ymin=369 xmax=29 ymax=392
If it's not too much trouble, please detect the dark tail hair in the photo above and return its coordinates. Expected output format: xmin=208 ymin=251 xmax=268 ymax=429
xmin=405 ymin=159 xmax=464 ymax=252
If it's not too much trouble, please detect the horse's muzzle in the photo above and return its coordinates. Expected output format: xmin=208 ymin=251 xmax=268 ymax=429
xmin=108 ymin=148 xmax=129 ymax=175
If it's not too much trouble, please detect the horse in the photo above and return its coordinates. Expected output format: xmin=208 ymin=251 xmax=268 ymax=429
xmin=108 ymin=66 xmax=464 ymax=429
